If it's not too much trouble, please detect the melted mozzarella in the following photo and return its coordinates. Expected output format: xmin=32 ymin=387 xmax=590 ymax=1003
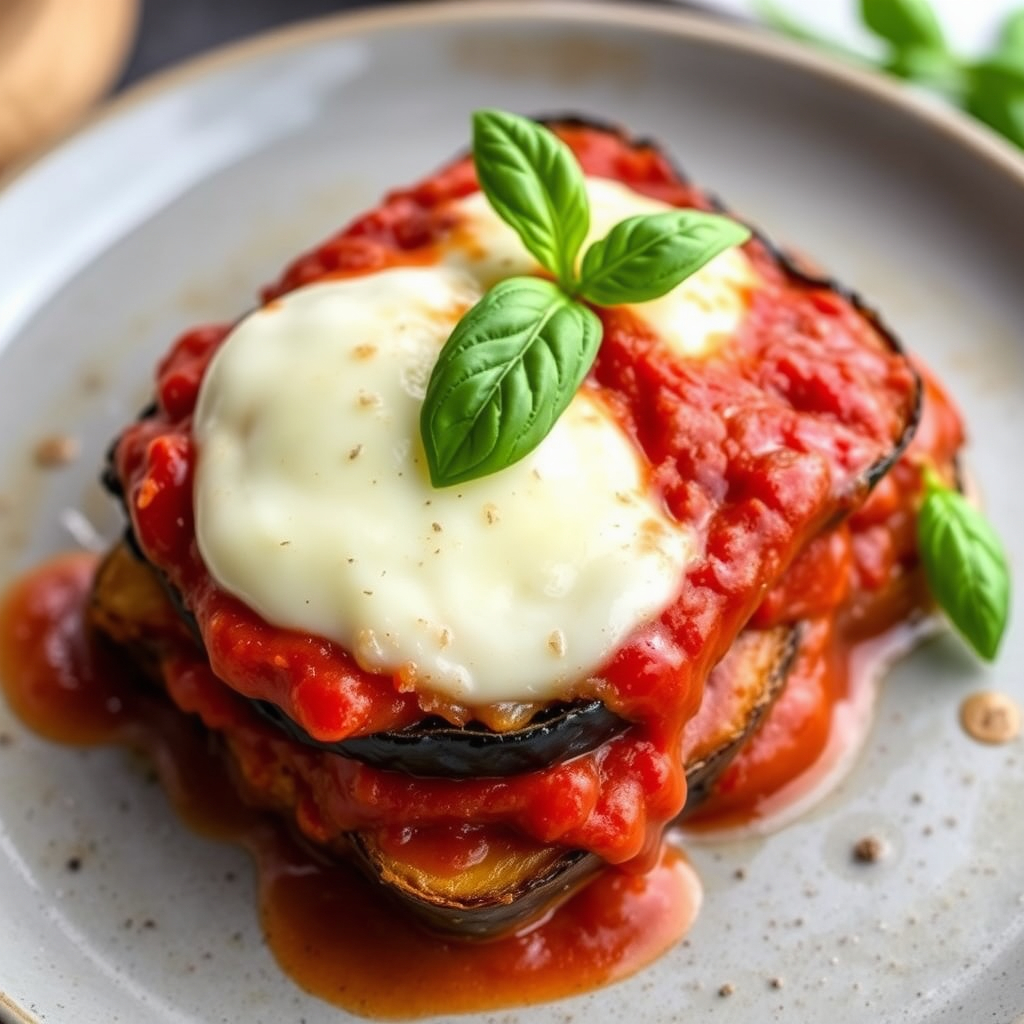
xmin=193 ymin=176 xmax=757 ymax=706
xmin=194 ymin=266 xmax=695 ymax=704
xmin=442 ymin=176 xmax=756 ymax=357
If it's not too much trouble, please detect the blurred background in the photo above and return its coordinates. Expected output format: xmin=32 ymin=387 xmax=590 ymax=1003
xmin=2 ymin=0 xmax=1022 ymax=171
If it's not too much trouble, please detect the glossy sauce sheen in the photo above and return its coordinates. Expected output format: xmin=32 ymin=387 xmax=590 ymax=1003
xmin=0 ymin=555 xmax=701 ymax=1018
xmin=0 ymin=124 xmax=964 ymax=1015
xmin=691 ymin=367 xmax=963 ymax=823
xmin=109 ymin=124 xmax=920 ymax=871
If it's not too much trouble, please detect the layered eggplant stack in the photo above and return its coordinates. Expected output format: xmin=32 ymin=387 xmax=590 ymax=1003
xmin=90 ymin=540 xmax=802 ymax=934
xmin=90 ymin=118 xmax=960 ymax=939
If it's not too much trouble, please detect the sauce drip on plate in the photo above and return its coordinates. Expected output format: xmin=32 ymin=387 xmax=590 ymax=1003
xmin=0 ymin=553 xmax=701 ymax=1018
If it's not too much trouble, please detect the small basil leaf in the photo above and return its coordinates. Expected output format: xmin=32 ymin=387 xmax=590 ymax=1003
xmin=577 ymin=211 xmax=750 ymax=307
xmin=965 ymin=59 xmax=1024 ymax=148
xmin=996 ymin=9 xmax=1024 ymax=62
xmin=918 ymin=470 xmax=1011 ymax=661
xmin=969 ymin=57 xmax=1024 ymax=92
xmin=860 ymin=0 xmax=947 ymax=52
xmin=755 ymin=1 xmax=869 ymax=62
xmin=886 ymin=45 xmax=963 ymax=95
xmin=472 ymin=109 xmax=589 ymax=289
xmin=420 ymin=277 xmax=602 ymax=487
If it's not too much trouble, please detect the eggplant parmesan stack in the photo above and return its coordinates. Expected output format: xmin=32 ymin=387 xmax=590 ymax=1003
xmin=91 ymin=118 xmax=963 ymax=941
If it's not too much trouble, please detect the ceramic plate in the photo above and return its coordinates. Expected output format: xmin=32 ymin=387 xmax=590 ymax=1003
xmin=1 ymin=4 xmax=1022 ymax=1022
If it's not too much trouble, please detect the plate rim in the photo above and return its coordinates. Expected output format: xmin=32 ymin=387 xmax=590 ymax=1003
xmin=0 ymin=993 xmax=34 ymax=1024
xmin=1 ymin=4 xmax=1023 ymax=1024
xmin=2 ymin=0 xmax=1024 ymax=199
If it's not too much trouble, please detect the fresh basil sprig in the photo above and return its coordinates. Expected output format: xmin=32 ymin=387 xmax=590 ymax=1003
xmin=420 ymin=110 xmax=750 ymax=488
xmin=918 ymin=466 xmax=1011 ymax=661
xmin=861 ymin=0 xmax=946 ymax=53
xmin=579 ymin=211 xmax=750 ymax=306
xmin=472 ymin=110 xmax=590 ymax=292
xmin=758 ymin=0 xmax=1024 ymax=149
xmin=421 ymin=277 xmax=601 ymax=487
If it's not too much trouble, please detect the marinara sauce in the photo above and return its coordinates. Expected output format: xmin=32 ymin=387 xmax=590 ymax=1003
xmin=0 ymin=553 xmax=701 ymax=1017
xmin=108 ymin=123 xmax=920 ymax=866
xmin=0 ymin=123 xmax=957 ymax=1015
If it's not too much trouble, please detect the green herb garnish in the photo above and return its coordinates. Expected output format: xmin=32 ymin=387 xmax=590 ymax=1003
xmin=918 ymin=466 xmax=1011 ymax=660
xmin=758 ymin=0 xmax=1024 ymax=148
xmin=472 ymin=109 xmax=590 ymax=292
xmin=420 ymin=109 xmax=750 ymax=488
xmin=421 ymin=277 xmax=601 ymax=487
xmin=861 ymin=0 xmax=947 ymax=53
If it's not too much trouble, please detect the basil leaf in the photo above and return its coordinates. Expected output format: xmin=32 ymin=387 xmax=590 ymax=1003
xmin=577 ymin=211 xmax=751 ymax=307
xmin=965 ymin=59 xmax=1024 ymax=148
xmin=755 ymin=0 xmax=869 ymax=63
xmin=918 ymin=470 xmax=1011 ymax=661
xmin=996 ymin=9 xmax=1024 ymax=62
xmin=860 ymin=0 xmax=947 ymax=52
xmin=472 ymin=109 xmax=589 ymax=290
xmin=886 ymin=46 xmax=963 ymax=95
xmin=420 ymin=277 xmax=602 ymax=487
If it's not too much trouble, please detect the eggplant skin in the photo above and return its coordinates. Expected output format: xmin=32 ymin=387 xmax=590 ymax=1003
xmin=680 ymin=624 xmax=800 ymax=813
xmin=345 ymin=625 xmax=801 ymax=939
xmin=350 ymin=833 xmax=600 ymax=940
xmin=88 ymin=540 xmax=193 ymax=675
xmin=89 ymin=540 xmax=803 ymax=939
xmin=101 ymin=534 xmax=631 ymax=779
xmin=248 ymin=626 xmax=796 ymax=791
xmin=251 ymin=697 xmax=629 ymax=780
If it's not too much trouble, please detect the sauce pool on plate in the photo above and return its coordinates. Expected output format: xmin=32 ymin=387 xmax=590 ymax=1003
xmin=0 ymin=116 xmax=975 ymax=1017
xmin=0 ymin=552 xmax=701 ymax=1017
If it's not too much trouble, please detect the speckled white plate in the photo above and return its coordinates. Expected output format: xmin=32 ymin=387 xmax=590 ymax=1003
xmin=1 ymin=3 xmax=1022 ymax=1023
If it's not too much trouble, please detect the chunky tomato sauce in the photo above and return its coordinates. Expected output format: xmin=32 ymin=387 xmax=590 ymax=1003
xmin=0 ymin=556 xmax=700 ymax=1017
xmin=690 ymin=367 xmax=962 ymax=823
xmin=106 ymin=124 xmax=920 ymax=870
xmin=0 ymin=122 xmax=964 ymax=1015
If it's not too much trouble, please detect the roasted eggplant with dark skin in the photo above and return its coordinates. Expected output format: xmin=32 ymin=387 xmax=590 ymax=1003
xmin=88 ymin=539 xmax=192 ymax=674
xmin=252 ymin=697 xmax=629 ymax=779
xmin=350 ymin=830 xmax=601 ymax=939
xmin=94 ymin=540 xmax=630 ymax=777
xmin=89 ymin=541 xmax=801 ymax=938
xmin=344 ymin=625 xmax=799 ymax=937
xmin=91 ymin=544 xmax=797 ymax=790
xmin=87 ymin=112 xmax=929 ymax=949
xmin=681 ymin=625 xmax=800 ymax=810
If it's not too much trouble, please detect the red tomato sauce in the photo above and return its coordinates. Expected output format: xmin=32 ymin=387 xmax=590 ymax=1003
xmin=689 ymin=366 xmax=963 ymax=824
xmin=0 ymin=555 xmax=700 ymax=1018
xmin=107 ymin=123 xmax=920 ymax=869
xmin=0 ymin=122 xmax=964 ymax=1015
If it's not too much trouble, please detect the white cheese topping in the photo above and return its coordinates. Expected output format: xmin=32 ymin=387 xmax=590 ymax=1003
xmin=193 ymin=176 xmax=756 ymax=706
xmin=442 ymin=177 xmax=756 ymax=358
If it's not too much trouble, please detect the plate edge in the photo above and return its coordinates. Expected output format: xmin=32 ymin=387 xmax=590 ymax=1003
xmin=1 ymin=0 xmax=1023 ymax=197
xmin=0 ymin=992 xmax=41 ymax=1024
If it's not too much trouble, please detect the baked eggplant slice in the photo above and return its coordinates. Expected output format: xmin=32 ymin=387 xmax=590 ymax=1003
xmin=88 ymin=538 xmax=194 ymax=672
xmin=93 ymin=540 xmax=631 ymax=777
xmin=252 ymin=696 xmax=629 ymax=779
xmin=680 ymin=624 xmax=800 ymax=811
xmin=350 ymin=830 xmax=600 ymax=939
xmin=252 ymin=624 xmax=797 ymax=791
xmin=344 ymin=625 xmax=800 ymax=938
xmin=89 ymin=540 xmax=802 ymax=938
xmin=95 ymin=541 xmax=792 ymax=787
